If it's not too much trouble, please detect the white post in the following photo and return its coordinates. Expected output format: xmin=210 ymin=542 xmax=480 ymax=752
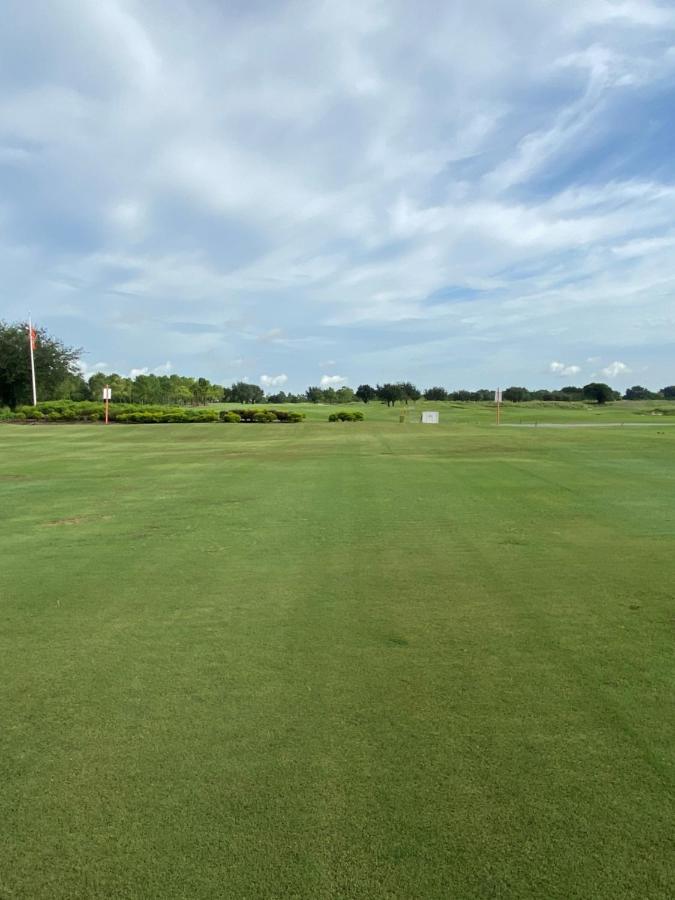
xmin=28 ymin=318 xmax=37 ymax=406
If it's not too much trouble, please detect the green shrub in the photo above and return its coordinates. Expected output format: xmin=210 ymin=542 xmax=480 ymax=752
xmin=0 ymin=407 xmax=13 ymax=421
xmin=13 ymin=411 xmax=26 ymax=421
xmin=273 ymin=409 xmax=305 ymax=422
xmin=328 ymin=410 xmax=365 ymax=422
xmin=47 ymin=412 xmax=62 ymax=421
xmin=189 ymin=409 xmax=219 ymax=423
xmin=220 ymin=411 xmax=242 ymax=423
xmin=252 ymin=410 xmax=277 ymax=423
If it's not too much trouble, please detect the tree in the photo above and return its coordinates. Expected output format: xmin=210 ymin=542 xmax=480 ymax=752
xmin=0 ymin=321 xmax=81 ymax=408
xmin=398 ymin=381 xmax=421 ymax=403
xmin=661 ymin=386 xmax=675 ymax=399
xmin=377 ymin=383 xmax=403 ymax=407
xmin=306 ymin=386 xmax=324 ymax=403
xmin=424 ymin=386 xmax=448 ymax=400
xmin=503 ymin=386 xmax=531 ymax=402
xmin=229 ymin=381 xmax=264 ymax=404
xmin=335 ymin=386 xmax=354 ymax=404
xmin=624 ymin=385 xmax=655 ymax=401
xmin=582 ymin=382 xmax=614 ymax=404
xmin=54 ymin=373 xmax=90 ymax=401
xmin=266 ymin=391 xmax=288 ymax=404
xmin=356 ymin=384 xmax=377 ymax=403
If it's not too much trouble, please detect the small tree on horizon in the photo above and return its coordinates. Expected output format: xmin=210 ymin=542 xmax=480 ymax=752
xmin=356 ymin=384 xmax=377 ymax=403
xmin=424 ymin=386 xmax=448 ymax=400
xmin=582 ymin=382 xmax=614 ymax=404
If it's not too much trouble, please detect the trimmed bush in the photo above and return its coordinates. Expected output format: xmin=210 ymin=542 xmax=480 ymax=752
xmin=328 ymin=410 xmax=365 ymax=422
xmin=273 ymin=409 xmax=305 ymax=423
xmin=252 ymin=410 xmax=277 ymax=423
xmin=194 ymin=409 xmax=219 ymax=422
xmin=220 ymin=408 xmax=304 ymax=423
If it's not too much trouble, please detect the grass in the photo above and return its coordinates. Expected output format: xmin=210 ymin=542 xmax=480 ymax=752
xmin=1 ymin=408 xmax=673 ymax=898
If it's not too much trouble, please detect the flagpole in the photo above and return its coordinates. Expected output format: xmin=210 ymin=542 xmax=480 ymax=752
xmin=28 ymin=317 xmax=38 ymax=406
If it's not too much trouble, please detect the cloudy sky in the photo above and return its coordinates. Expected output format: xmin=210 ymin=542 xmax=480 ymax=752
xmin=2 ymin=0 xmax=675 ymax=391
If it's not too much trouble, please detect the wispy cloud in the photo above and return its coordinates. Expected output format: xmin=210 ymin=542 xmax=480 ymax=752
xmin=1 ymin=0 xmax=674 ymax=389
xmin=320 ymin=374 xmax=348 ymax=387
xmin=550 ymin=361 xmax=581 ymax=377
xmin=260 ymin=373 xmax=288 ymax=387
xmin=601 ymin=360 xmax=631 ymax=378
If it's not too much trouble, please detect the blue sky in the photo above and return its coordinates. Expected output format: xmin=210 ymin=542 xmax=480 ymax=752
xmin=2 ymin=0 xmax=675 ymax=392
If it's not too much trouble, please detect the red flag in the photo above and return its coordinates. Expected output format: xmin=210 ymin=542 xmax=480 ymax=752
xmin=29 ymin=326 xmax=37 ymax=350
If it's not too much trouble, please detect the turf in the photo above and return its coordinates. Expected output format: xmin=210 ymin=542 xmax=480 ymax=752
xmin=1 ymin=411 xmax=673 ymax=899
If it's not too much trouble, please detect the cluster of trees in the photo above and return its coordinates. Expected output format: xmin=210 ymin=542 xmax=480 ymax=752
xmin=3 ymin=321 xmax=675 ymax=410
xmin=354 ymin=382 xmax=675 ymax=405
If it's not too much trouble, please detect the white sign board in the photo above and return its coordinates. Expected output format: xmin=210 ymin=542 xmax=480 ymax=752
xmin=494 ymin=389 xmax=502 ymax=403
xmin=102 ymin=387 xmax=112 ymax=400
xmin=421 ymin=411 xmax=439 ymax=424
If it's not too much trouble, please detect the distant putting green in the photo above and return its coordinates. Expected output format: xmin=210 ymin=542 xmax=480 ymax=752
xmin=1 ymin=412 xmax=673 ymax=898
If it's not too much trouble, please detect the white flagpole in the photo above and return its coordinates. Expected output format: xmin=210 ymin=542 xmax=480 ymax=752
xmin=28 ymin=317 xmax=37 ymax=406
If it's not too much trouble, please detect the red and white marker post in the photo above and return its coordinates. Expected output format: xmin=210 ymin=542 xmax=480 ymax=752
xmin=102 ymin=385 xmax=112 ymax=424
xmin=495 ymin=388 xmax=502 ymax=425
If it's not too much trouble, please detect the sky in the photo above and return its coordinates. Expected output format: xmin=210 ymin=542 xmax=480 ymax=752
xmin=1 ymin=0 xmax=675 ymax=392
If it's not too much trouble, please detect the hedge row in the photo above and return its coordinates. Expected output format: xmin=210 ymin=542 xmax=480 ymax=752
xmin=6 ymin=400 xmax=305 ymax=424
xmin=328 ymin=410 xmax=364 ymax=422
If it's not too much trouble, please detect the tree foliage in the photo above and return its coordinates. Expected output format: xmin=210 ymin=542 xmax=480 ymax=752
xmin=355 ymin=384 xmax=377 ymax=403
xmin=424 ymin=386 xmax=448 ymax=400
xmin=624 ymin=385 xmax=656 ymax=400
xmin=225 ymin=381 xmax=265 ymax=404
xmin=0 ymin=321 xmax=81 ymax=408
xmin=582 ymin=382 xmax=614 ymax=404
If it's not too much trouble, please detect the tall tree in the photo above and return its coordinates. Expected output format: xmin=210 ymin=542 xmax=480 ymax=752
xmin=398 ymin=381 xmax=421 ymax=403
xmin=335 ymin=386 xmax=355 ymax=404
xmin=424 ymin=386 xmax=447 ymax=400
xmin=377 ymin=383 xmax=403 ymax=407
xmin=355 ymin=384 xmax=377 ymax=403
xmin=229 ymin=381 xmax=264 ymax=404
xmin=306 ymin=386 xmax=324 ymax=403
xmin=624 ymin=385 xmax=655 ymax=400
xmin=503 ymin=386 xmax=531 ymax=402
xmin=582 ymin=382 xmax=614 ymax=404
xmin=0 ymin=321 xmax=81 ymax=408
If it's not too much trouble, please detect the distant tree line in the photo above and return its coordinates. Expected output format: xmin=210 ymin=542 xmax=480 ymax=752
xmin=2 ymin=321 xmax=675 ymax=409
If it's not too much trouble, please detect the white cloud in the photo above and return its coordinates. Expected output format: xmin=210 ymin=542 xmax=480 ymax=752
xmin=601 ymin=360 xmax=631 ymax=378
xmin=260 ymin=373 xmax=288 ymax=387
xmin=2 ymin=1 xmax=675 ymax=389
xmin=550 ymin=361 xmax=581 ymax=377
xmin=77 ymin=360 xmax=109 ymax=378
xmin=320 ymin=374 xmax=348 ymax=387
xmin=129 ymin=367 xmax=149 ymax=378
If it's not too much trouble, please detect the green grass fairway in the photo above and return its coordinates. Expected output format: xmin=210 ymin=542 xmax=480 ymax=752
xmin=1 ymin=417 xmax=673 ymax=898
